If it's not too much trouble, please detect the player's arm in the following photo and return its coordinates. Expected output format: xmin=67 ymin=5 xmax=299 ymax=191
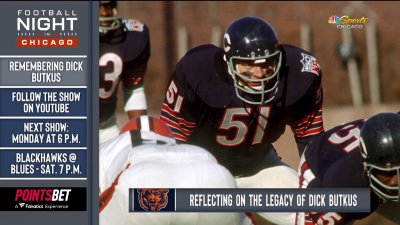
xmin=160 ymin=62 xmax=201 ymax=142
xmin=123 ymin=46 xmax=149 ymax=119
xmin=290 ymin=70 xmax=324 ymax=155
xmin=122 ymin=25 xmax=151 ymax=119
xmin=297 ymin=152 xmax=351 ymax=225
xmin=297 ymin=158 xmax=348 ymax=225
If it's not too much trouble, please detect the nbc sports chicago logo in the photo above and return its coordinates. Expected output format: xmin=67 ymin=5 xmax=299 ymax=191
xmin=328 ymin=15 xmax=368 ymax=29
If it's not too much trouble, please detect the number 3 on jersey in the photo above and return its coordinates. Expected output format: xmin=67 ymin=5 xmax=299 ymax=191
xmin=99 ymin=52 xmax=123 ymax=99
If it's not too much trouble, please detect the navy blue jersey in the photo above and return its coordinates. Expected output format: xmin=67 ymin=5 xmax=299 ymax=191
xmin=298 ymin=119 xmax=382 ymax=225
xmin=99 ymin=19 xmax=150 ymax=126
xmin=161 ymin=44 xmax=324 ymax=176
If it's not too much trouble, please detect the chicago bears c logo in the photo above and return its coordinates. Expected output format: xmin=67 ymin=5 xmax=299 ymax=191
xmin=138 ymin=188 xmax=169 ymax=211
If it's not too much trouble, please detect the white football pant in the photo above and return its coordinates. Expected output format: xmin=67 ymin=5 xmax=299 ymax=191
xmin=236 ymin=150 xmax=299 ymax=225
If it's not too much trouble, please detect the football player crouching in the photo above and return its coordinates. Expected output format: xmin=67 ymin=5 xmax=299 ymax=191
xmin=99 ymin=115 xmax=255 ymax=225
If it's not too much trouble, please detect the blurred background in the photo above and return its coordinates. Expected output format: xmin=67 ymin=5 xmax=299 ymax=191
xmin=114 ymin=1 xmax=400 ymax=225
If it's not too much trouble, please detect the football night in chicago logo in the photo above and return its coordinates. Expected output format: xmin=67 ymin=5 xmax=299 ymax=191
xmin=16 ymin=9 xmax=78 ymax=47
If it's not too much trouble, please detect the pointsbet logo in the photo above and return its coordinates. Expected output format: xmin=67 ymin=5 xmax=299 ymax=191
xmin=15 ymin=188 xmax=71 ymax=202
xmin=0 ymin=187 xmax=85 ymax=211
xmin=328 ymin=15 xmax=368 ymax=29
xmin=16 ymin=9 xmax=78 ymax=47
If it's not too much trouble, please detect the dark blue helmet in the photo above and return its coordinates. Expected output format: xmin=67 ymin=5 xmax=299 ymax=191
xmin=223 ymin=17 xmax=282 ymax=104
xmin=99 ymin=0 xmax=121 ymax=34
xmin=359 ymin=112 xmax=400 ymax=202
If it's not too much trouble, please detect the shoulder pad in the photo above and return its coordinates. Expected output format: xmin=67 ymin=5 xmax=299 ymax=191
xmin=273 ymin=44 xmax=322 ymax=106
xmin=178 ymin=45 xmax=234 ymax=107
xmin=281 ymin=44 xmax=321 ymax=77
xmin=299 ymin=52 xmax=321 ymax=76
xmin=122 ymin=19 xmax=145 ymax=32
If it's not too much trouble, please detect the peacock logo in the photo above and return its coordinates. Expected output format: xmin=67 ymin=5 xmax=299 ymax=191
xmin=328 ymin=15 xmax=341 ymax=24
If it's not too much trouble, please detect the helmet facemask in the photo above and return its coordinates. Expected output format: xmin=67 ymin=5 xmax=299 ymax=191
xmin=226 ymin=50 xmax=282 ymax=105
xmin=359 ymin=114 xmax=400 ymax=203
xmin=99 ymin=3 xmax=121 ymax=35
xmin=364 ymin=163 xmax=400 ymax=202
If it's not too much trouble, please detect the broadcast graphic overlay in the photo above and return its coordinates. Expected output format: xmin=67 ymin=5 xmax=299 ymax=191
xmin=0 ymin=1 xmax=96 ymax=225
xmin=328 ymin=15 xmax=368 ymax=29
xmin=129 ymin=188 xmax=370 ymax=213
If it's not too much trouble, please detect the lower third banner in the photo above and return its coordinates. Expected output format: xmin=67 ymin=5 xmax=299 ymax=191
xmin=129 ymin=188 xmax=370 ymax=213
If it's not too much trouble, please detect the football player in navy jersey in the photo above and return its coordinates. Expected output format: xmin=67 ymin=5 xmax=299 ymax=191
xmin=296 ymin=112 xmax=400 ymax=225
xmin=99 ymin=0 xmax=150 ymax=144
xmin=161 ymin=16 xmax=324 ymax=225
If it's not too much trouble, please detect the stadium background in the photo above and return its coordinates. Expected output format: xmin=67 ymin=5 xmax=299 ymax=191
xmin=114 ymin=2 xmax=400 ymax=225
